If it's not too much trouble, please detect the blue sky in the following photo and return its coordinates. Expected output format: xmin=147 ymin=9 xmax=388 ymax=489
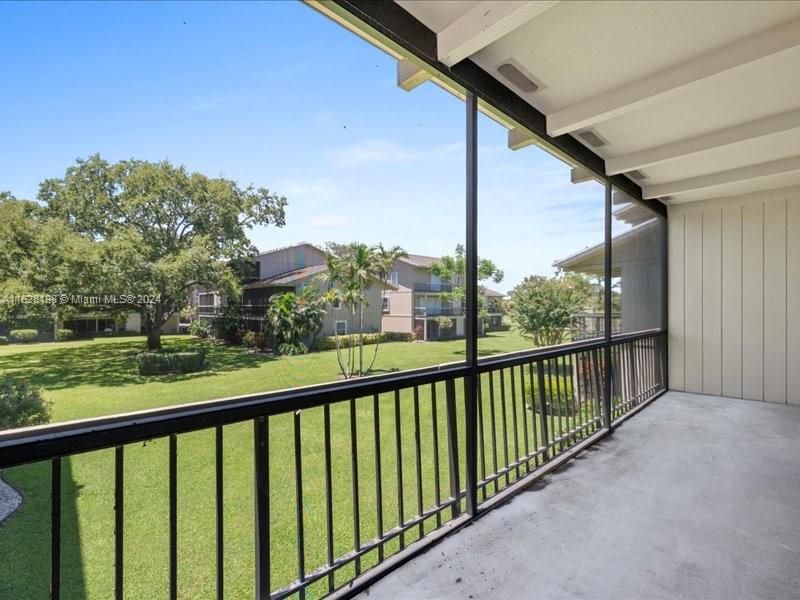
xmin=0 ymin=0 xmax=608 ymax=291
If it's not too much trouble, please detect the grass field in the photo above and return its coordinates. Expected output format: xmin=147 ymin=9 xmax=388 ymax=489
xmin=0 ymin=332 xmax=583 ymax=599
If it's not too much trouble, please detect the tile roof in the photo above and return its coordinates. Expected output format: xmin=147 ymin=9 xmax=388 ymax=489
xmin=242 ymin=264 xmax=328 ymax=289
xmin=399 ymin=253 xmax=440 ymax=268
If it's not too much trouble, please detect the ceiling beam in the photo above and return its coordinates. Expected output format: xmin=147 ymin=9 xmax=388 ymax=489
xmin=570 ymin=167 xmax=594 ymax=184
xmin=508 ymin=127 xmax=537 ymax=150
xmin=606 ymin=109 xmax=800 ymax=175
xmin=642 ymin=156 xmax=800 ymax=199
xmin=437 ymin=1 xmax=559 ymax=67
xmin=548 ymin=18 xmax=800 ymax=137
xmin=397 ymin=58 xmax=431 ymax=91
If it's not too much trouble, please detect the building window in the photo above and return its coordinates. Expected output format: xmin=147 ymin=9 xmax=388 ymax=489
xmin=332 ymin=298 xmax=341 ymax=310
xmin=335 ymin=320 xmax=347 ymax=335
xmin=382 ymin=297 xmax=390 ymax=313
xmin=388 ymin=271 xmax=399 ymax=286
xmin=198 ymin=292 xmax=216 ymax=307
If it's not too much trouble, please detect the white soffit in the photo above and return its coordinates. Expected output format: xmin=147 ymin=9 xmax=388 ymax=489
xmin=642 ymin=127 xmax=800 ymax=185
xmin=397 ymin=1 xmax=481 ymax=33
xmin=667 ymin=171 xmax=800 ymax=205
xmin=396 ymin=0 xmax=800 ymax=204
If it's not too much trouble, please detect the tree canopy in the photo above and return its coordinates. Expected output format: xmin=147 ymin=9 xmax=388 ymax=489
xmin=508 ymin=273 xmax=593 ymax=347
xmin=430 ymin=244 xmax=504 ymax=331
xmin=0 ymin=193 xmax=101 ymax=327
xmin=37 ymin=155 xmax=287 ymax=349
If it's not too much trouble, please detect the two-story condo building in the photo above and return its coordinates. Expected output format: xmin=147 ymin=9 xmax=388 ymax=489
xmin=196 ymin=244 xmax=504 ymax=342
xmin=381 ymin=253 xmax=505 ymax=341
xmin=195 ymin=242 xmax=388 ymax=338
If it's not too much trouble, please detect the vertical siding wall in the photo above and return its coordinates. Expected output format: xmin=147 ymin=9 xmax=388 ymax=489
xmin=668 ymin=185 xmax=800 ymax=405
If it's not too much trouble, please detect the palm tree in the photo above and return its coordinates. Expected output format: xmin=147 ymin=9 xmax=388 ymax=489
xmin=321 ymin=242 xmax=406 ymax=378
xmin=363 ymin=243 xmax=408 ymax=372
xmin=266 ymin=286 xmax=326 ymax=354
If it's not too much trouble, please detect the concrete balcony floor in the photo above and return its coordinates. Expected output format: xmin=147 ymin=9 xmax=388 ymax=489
xmin=356 ymin=392 xmax=800 ymax=600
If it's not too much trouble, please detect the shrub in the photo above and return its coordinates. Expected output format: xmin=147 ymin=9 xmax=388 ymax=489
xmin=189 ymin=320 xmax=211 ymax=339
xmin=523 ymin=372 xmax=575 ymax=415
xmin=137 ymin=348 xmax=207 ymax=376
xmin=0 ymin=379 xmax=51 ymax=429
xmin=55 ymin=328 xmax=75 ymax=341
xmin=311 ymin=331 xmax=414 ymax=352
xmin=242 ymin=330 xmax=268 ymax=350
xmin=210 ymin=307 xmax=244 ymax=345
xmin=9 ymin=329 xmax=39 ymax=343
xmin=0 ymin=336 xmax=8 ymax=346
xmin=276 ymin=342 xmax=307 ymax=356
xmin=384 ymin=331 xmax=415 ymax=342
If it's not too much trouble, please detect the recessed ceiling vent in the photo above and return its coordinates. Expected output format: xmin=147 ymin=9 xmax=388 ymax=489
xmin=497 ymin=62 xmax=539 ymax=93
xmin=577 ymin=130 xmax=606 ymax=148
xmin=627 ymin=169 xmax=648 ymax=181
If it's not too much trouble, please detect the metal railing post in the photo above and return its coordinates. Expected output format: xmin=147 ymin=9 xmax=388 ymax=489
xmin=603 ymin=182 xmax=613 ymax=430
xmin=444 ymin=378 xmax=461 ymax=519
xmin=254 ymin=417 xmax=270 ymax=599
xmin=536 ymin=361 xmax=550 ymax=461
xmin=463 ymin=91 xmax=479 ymax=517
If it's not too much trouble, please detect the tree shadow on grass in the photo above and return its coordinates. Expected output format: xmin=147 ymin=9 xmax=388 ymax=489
xmin=0 ymin=337 xmax=275 ymax=392
xmin=0 ymin=457 xmax=87 ymax=599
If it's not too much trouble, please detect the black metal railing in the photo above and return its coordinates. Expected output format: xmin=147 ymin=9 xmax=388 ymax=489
xmin=610 ymin=332 xmax=667 ymax=422
xmin=413 ymin=283 xmax=454 ymax=293
xmin=414 ymin=307 xmax=463 ymax=317
xmin=569 ymin=313 xmax=622 ymax=342
xmin=197 ymin=304 xmax=269 ymax=320
xmin=0 ymin=331 xmax=665 ymax=600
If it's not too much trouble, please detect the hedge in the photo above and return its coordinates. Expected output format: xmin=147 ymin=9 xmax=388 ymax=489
xmin=523 ymin=372 xmax=576 ymax=414
xmin=276 ymin=342 xmax=307 ymax=356
xmin=0 ymin=379 xmax=51 ymax=429
xmin=189 ymin=320 xmax=211 ymax=339
xmin=312 ymin=331 xmax=414 ymax=352
xmin=0 ymin=336 xmax=8 ymax=346
xmin=242 ymin=331 xmax=268 ymax=350
xmin=137 ymin=348 xmax=207 ymax=376
xmin=9 ymin=329 xmax=39 ymax=343
xmin=55 ymin=329 xmax=75 ymax=341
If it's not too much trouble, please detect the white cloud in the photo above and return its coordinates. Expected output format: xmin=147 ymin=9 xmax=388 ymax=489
xmin=307 ymin=215 xmax=350 ymax=228
xmin=326 ymin=139 xmax=463 ymax=168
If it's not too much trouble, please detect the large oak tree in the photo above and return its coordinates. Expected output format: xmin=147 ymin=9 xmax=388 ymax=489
xmin=0 ymin=193 xmax=101 ymax=330
xmin=39 ymin=155 xmax=287 ymax=350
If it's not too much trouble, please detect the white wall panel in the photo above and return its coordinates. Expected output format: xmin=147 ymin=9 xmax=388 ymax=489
xmin=683 ymin=212 xmax=703 ymax=394
xmin=721 ymin=205 xmax=743 ymax=398
xmin=669 ymin=184 xmax=800 ymax=404
xmin=741 ymin=200 xmax=764 ymax=401
xmin=668 ymin=214 xmax=685 ymax=391
xmin=763 ymin=196 xmax=787 ymax=404
xmin=701 ymin=208 xmax=722 ymax=396
xmin=788 ymin=195 xmax=800 ymax=405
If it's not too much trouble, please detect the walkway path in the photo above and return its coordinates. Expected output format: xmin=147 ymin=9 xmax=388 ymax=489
xmin=0 ymin=472 xmax=21 ymax=523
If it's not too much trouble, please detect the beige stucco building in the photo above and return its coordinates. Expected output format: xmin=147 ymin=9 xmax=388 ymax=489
xmin=382 ymin=253 xmax=504 ymax=341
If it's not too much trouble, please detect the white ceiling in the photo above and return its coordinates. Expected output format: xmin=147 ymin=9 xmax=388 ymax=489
xmin=397 ymin=0 xmax=800 ymax=205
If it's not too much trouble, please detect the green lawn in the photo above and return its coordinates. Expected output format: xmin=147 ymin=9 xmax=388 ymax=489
xmin=0 ymin=332 xmax=589 ymax=599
